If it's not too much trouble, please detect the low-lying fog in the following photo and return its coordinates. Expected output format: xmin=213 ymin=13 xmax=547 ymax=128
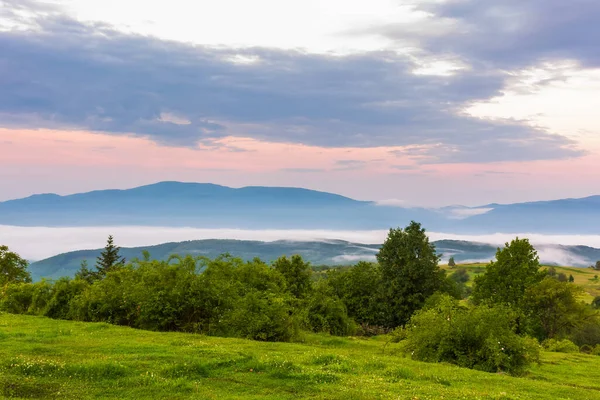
xmin=2 ymin=225 xmax=600 ymax=265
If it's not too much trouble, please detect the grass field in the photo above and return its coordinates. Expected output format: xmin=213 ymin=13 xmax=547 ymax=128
xmin=1 ymin=313 xmax=600 ymax=399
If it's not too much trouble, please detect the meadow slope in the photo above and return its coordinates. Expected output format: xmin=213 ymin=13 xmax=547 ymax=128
xmin=1 ymin=313 xmax=600 ymax=399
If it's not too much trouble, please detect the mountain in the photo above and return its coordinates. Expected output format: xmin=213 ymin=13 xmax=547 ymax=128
xmin=1 ymin=181 xmax=599 ymax=233
xmin=455 ymin=196 xmax=600 ymax=234
xmin=0 ymin=181 xmax=440 ymax=230
xmin=28 ymin=239 xmax=600 ymax=281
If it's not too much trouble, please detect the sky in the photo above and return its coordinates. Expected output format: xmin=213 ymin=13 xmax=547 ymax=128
xmin=1 ymin=0 xmax=599 ymax=207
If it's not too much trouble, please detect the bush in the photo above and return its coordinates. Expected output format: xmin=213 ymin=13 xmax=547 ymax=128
xmin=306 ymin=281 xmax=356 ymax=336
xmin=219 ymin=290 xmax=297 ymax=341
xmin=0 ymin=283 xmax=34 ymax=314
xmin=542 ymin=338 xmax=580 ymax=353
xmin=570 ymin=320 xmax=600 ymax=347
xmin=403 ymin=295 xmax=540 ymax=375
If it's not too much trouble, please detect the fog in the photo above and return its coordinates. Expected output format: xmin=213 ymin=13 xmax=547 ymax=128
xmin=2 ymin=225 xmax=600 ymax=263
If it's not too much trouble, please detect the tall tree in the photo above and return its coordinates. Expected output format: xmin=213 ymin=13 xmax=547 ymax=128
xmin=95 ymin=235 xmax=126 ymax=279
xmin=377 ymin=221 xmax=445 ymax=327
xmin=448 ymin=256 xmax=456 ymax=268
xmin=0 ymin=245 xmax=31 ymax=285
xmin=472 ymin=238 xmax=546 ymax=309
xmin=273 ymin=255 xmax=312 ymax=298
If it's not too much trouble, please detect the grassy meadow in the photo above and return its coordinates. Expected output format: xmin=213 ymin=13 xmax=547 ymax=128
xmin=2 ymin=312 xmax=600 ymax=400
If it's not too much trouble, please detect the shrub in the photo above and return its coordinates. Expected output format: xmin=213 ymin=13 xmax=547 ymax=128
xmin=403 ymin=295 xmax=540 ymax=375
xmin=570 ymin=319 xmax=600 ymax=347
xmin=306 ymin=281 xmax=356 ymax=336
xmin=0 ymin=283 xmax=34 ymax=314
xmin=542 ymin=339 xmax=580 ymax=353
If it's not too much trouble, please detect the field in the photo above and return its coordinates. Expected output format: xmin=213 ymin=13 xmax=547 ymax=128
xmin=1 ymin=313 xmax=600 ymax=399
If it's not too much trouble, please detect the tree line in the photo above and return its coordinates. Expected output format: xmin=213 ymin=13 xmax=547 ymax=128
xmin=2 ymin=222 xmax=600 ymax=375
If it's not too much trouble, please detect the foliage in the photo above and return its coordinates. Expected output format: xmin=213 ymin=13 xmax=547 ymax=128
xmin=403 ymin=295 xmax=540 ymax=375
xmin=0 ymin=245 xmax=31 ymax=285
xmin=0 ymin=282 xmax=34 ymax=314
xmin=523 ymin=277 xmax=590 ymax=340
xmin=449 ymin=268 xmax=469 ymax=284
xmin=541 ymin=339 xmax=580 ymax=353
xmin=448 ymin=256 xmax=456 ymax=268
xmin=273 ymin=255 xmax=313 ymax=298
xmin=305 ymin=280 xmax=356 ymax=336
xmin=472 ymin=238 xmax=546 ymax=309
xmin=570 ymin=319 xmax=600 ymax=347
xmin=376 ymin=221 xmax=445 ymax=327
xmin=325 ymin=261 xmax=387 ymax=327
xmin=93 ymin=235 xmax=126 ymax=280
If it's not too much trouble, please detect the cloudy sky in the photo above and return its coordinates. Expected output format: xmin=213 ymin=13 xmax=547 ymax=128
xmin=1 ymin=0 xmax=599 ymax=207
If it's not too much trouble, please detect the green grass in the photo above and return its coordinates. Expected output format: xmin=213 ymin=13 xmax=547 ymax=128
xmin=1 ymin=313 xmax=600 ymax=399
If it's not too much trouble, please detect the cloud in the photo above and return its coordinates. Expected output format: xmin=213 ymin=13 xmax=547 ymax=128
xmin=375 ymin=0 xmax=600 ymax=70
xmin=0 ymin=0 xmax=584 ymax=163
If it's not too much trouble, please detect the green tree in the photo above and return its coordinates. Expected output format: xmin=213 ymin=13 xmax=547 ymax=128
xmin=593 ymin=261 xmax=600 ymax=270
xmin=472 ymin=238 xmax=545 ymax=309
xmin=524 ymin=277 xmax=590 ymax=340
xmin=273 ymin=255 xmax=312 ymax=298
xmin=377 ymin=221 xmax=445 ymax=327
xmin=95 ymin=235 xmax=125 ymax=279
xmin=449 ymin=267 xmax=470 ymax=284
xmin=326 ymin=261 xmax=387 ymax=327
xmin=75 ymin=259 xmax=95 ymax=284
xmin=448 ymin=256 xmax=456 ymax=268
xmin=569 ymin=274 xmax=575 ymax=283
xmin=0 ymin=245 xmax=31 ymax=285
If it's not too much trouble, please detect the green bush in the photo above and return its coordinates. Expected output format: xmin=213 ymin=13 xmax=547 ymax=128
xmin=403 ymin=295 xmax=540 ymax=375
xmin=0 ymin=282 xmax=34 ymax=314
xmin=306 ymin=281 xmax=356 ymax=336
xmin=570 ymin=319 xmax=600 ymax=347
xmin=542 ymin=338 xmax=580 ymax=353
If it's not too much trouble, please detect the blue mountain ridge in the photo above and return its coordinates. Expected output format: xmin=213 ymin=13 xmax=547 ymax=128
xmin=1 ymin=181 xmax=599 ymax=233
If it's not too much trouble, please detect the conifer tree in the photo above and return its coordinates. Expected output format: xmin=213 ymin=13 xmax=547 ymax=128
xmin=95 ymin=235 xmax=125 ymax=279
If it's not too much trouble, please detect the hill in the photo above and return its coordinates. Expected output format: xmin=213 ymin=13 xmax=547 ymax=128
xmin=0 ymin=313 xmax=598 ymax=399
xmin=0 ymin=181 xmax=438 ymax=230
xmin=2 ymin=181 xmax=600 ymax=233
xmin=28 ymin=239 xmax=600 ymax=281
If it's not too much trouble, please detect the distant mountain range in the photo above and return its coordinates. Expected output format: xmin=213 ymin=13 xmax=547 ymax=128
xmin=1 ymin=181 xmax=599 ymax=234
xmin=29 ymin=239 xmax=600 ymax=281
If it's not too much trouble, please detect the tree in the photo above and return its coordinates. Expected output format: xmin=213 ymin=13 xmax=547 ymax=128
xmin=326 ymin=261 xmax=387 ymax=327
xmin=593 ymin=261 xmax=600 ymax=271
xmin=0 ymin=245 xmax=31 ymax=285
xmin=557 ymin=272 xmax=568 ymax=282
xmin=273 ymin=255 xmax=312 ymax=298
xmin=448 ymin=256 xmax=456 ymax=268
xmin=75 ymin=259 xmax=96 ymax=283
xmin=377 ymin=221 xmax=445 ymax=327
xmin=569 ymin=274 xmax=575 ymax=283
xmin=95 ymin=235 xmax=125 ymax=279
xmin=472 ymin=238 xmax=545 ymax=309
xmin=524 ymin=277 xmax=590 ymax=340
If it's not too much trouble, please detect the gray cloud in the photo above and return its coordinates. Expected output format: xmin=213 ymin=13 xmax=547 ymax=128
xmin=376 ymin=0 xmax=600 ymax=70
xmin=0 ymin=0 xmax=585 ymax=163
